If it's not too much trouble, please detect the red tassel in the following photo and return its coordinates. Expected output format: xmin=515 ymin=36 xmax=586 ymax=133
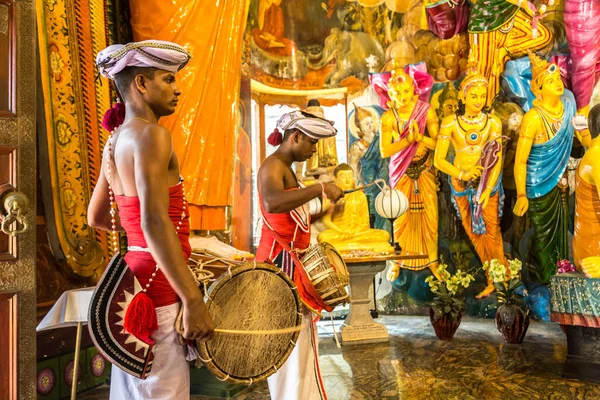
xmin=101 ymin=102 xmax=126 ymax=132
xmin=124 ymin=292 xmax=158 ymax=344
xmin=268 ymin=128 xmax=283 ymax=146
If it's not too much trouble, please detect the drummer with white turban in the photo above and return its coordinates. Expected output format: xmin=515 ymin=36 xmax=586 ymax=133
xmin=96 ymin=40 xmax=191 ymax=131
xmin=88 ymin=40 xmax=214 ymax=400
xmin=258 ymin=110 xmax=344 ymax=400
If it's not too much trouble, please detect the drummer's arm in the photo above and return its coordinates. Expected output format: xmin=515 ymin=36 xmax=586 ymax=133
xmin=259 ymin=160 xmax=324 ymax=213
xmin=135 ymin=125 xmax=213 ymax=341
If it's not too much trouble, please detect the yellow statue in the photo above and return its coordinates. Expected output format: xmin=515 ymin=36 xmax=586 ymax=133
xmin=318 ymin=164 xmax=394 ymax=254
xmin=379 ymin=68 xmax=441 ymax=281
xmin=574 ymin=104 xmax=600 ymax=277
xmin=468 ymin=0 xmax=552 ymax=106
xmin=513 ymin=52 xmax=592 ymax=283
xmin=302 ymin=99 xmax=338 ymax=177
xmin=434 ymin=54 xmax=507 ymax=298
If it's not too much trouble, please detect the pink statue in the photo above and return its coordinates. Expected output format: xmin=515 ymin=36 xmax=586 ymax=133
xmin=565 ymin=0 xmax=600 ymax=114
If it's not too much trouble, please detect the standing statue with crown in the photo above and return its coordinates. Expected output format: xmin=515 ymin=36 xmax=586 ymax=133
xmin=434 ymin=52 xmax=508 ymax=298
xmin=513 ymin=52 xmax=593 ymax=283
xmin=380 ymin=68 xmax=441 ymax=281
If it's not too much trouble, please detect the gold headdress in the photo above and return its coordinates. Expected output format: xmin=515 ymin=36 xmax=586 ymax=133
xmin=389 ymin=68 xmax=413 ymax=89
xmin=353 ymin=104 xmax=372 ymax=123
xmin=304 ymin=99 xmax=325 ymax=118
xmin=528 ymin=50 xmax=558 ymax=94
xmin=459 ymin=50 xmax=488 ymax=97
xmin=353 ymin=104 xmax=372 ymax=138
xmin=441 ymin=82 xmax=459 ymax=102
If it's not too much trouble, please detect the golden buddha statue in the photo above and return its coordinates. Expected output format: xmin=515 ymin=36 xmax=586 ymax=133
xmin=434 ymin=53 xmax=507 ymax=298
xmin=301 ymin=99 xmax=338 ymax=177
xmin=379 ymin=68 xmax=441 ymax=281
xmin=317 ymin=164 xmax=394 ymax=254
xmin=514 ymin=51 xmax=593 ymax=283
xmin=574 ymin=104 xmax=600 ymax=277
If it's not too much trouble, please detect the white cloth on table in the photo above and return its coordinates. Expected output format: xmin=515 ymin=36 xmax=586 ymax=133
xmin=267 ymin=306 xmax=327 ymax=400
xmin=110 ymin=302 xmax=189 ymax=400
xmin=36 ymin=287 xmax=94 ymax=331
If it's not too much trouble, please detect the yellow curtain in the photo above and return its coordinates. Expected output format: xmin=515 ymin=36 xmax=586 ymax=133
xmin=129 ymin=0 xmax=249 ymax=229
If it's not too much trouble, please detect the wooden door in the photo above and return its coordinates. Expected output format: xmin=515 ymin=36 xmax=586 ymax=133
xmin=0 ymin=0 xmax=36 ymax=398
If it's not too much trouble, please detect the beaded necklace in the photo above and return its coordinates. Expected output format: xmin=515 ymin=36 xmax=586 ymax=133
xmin=105 ymin=132 xmax=188 ymax=293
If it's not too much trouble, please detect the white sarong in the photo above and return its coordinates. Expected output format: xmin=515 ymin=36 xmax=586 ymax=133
xmin=267 ymin=306 xmax=327 ymax=400
xmin=110 ymin=302 xmax=190 ymax=400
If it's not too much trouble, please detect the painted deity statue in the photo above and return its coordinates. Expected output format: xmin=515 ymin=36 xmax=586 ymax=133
xmin=514 ymin=52 xmax=593 ymax=283
xmin=318 ymin=164 xmax=394 ymax=254
xmin=468 ymin=0 xmax=552 ymax=106
xmin=573 ymin=105 xmax=600 ymax=277
xmin=349 ymin=104 xmax=377 ymax=180
xmin=301 ymin=100 xmax=339 ymax=177
xmin=434 ymin=58 xmax=507 ymax=298
xmin=565 ymin=0 xmax=600 ymax=115
xmin=380 ymin=69 xmax=441 ymax=281
xmin=348 ymin=104 xmax=390 ymax=231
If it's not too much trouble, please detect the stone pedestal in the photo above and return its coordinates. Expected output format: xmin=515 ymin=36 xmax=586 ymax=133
xmin=341 ymin=258 xmax=389 ymax=345
xmin=550 ymin=272 xmax=600 ymax=383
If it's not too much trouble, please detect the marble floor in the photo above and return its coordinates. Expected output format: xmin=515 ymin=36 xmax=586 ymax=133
xmin=79 ymin=316 xmax=600 ymax=400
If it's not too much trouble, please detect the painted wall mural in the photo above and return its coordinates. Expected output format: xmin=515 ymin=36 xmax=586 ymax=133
xmin=245 ymin=0 xmax=600 ymax=320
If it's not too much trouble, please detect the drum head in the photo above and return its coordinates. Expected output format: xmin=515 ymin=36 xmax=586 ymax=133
xmin=324 ymin=243 xmax=349 ymax=280
xmin=198 ymin=262 xmax=302 ymax=385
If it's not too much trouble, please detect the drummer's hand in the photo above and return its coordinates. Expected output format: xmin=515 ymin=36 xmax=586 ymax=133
xmin=183 ymin=298 xmax=214 ymax=342
xmin=324 ymin=183 xmax=344 ymax=203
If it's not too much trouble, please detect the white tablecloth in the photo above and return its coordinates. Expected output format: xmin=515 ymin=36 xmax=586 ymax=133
xmin=36 ymin=287 xmax=94 ymax=331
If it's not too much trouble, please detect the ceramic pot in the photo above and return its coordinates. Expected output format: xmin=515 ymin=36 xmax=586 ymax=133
xmin=495 ymin=304 xmax=530 ymax=344
xmin=429 ymin=307 xmax=461 ymax=340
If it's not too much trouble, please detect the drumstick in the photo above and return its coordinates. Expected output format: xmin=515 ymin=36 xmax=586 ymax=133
xmin=214 ymin=326 xmax=302 ymax=335
xmin=343 ymin=179 xmax=388 ymax=194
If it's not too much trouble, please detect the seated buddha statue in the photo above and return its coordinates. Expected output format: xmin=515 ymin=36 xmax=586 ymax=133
xmin=317 ymin=164 xmax=394 ymax=255
xmin=573 ymin=104 xmax=600 ymax=277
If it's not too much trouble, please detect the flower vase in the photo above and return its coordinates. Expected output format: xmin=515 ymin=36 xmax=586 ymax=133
xmin=429 ymin=307 xmax=461 ymax=340
xmin=495 ymin=304 xmax=529 ymax=344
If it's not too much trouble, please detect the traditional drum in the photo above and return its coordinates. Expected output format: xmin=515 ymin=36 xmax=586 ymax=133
xmin=189 ymin=262 xmax=302 ymax=385
xmin=300 ymin=243 xmax=350 ymax=310
xmin=188 ymin=248 xmax=242 ymax=281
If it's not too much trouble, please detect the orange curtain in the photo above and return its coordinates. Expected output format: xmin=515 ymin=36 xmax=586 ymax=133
xmin=129 ymin=0 xmax=249 ymax=229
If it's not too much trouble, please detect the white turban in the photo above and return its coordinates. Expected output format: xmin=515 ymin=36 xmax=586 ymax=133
xmin=96 ymin=40 xmax=191 ymax=80
xmin=276 ymin=110 xmax=337 ymax=140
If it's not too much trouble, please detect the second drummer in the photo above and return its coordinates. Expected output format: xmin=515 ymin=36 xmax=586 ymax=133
xmin=257 ymin=110 xmax=344 ymax=400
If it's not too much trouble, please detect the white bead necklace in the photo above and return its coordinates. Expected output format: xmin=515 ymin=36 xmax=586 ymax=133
xmin=105 ymin=132 xmax=188 ymax=293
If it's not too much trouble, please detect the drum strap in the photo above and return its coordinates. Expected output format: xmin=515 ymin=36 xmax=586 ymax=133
xmin=264 ymin=226 xmax=332 ymax=313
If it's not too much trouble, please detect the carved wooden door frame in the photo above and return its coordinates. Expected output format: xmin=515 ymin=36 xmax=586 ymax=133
xmin=0 ymin=0 xmax=36 ymax=398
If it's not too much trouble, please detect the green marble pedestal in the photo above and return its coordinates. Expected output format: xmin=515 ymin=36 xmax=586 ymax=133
xmin=190 ymin=367 xmax=249 ymax=398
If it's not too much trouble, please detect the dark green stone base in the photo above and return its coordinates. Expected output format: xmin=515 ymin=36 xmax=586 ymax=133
xmin=562 ymin=325 xmax=600 ymax=383
xmin=189 ymin=367 xmax=251 ymax=398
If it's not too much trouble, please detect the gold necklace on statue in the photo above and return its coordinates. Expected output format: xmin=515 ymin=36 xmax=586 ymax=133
xmin=459 ymin=112 xmax=486 ymax=126
xmin=536 ymin=102 xmax=564 ymax=119
xmin=457 ymin=113 xmax=489 ymax=146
